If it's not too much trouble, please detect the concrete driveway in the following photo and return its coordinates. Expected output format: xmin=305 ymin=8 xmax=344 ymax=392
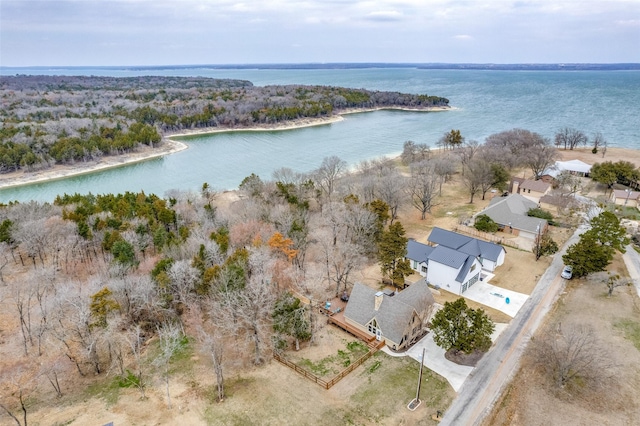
xmin=381 ymin=323 xmax=508 ymax=392
xmin=462 ymin=281 xmax=529 ymax=317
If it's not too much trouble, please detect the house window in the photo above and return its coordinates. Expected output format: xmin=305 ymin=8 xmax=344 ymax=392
xmin=470 ymin=264 xmax=476 ymax=272
xmin=368 ymin=319 xmax=379 ymax=334
xmin=412 ymin=260 xmax=418 ymax=269
xmin=421 ymin=265 xmax=427 ymax=273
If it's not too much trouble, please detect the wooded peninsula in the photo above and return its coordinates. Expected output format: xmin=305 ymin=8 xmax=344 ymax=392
xmin=0 ymin=75 xmax=449 ymax=176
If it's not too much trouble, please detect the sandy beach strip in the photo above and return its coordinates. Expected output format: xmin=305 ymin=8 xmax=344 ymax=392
xmin=0 ymin=138 xmax=188 ymax=190
xmin=0 ymin=106 xmax=449 ymax=190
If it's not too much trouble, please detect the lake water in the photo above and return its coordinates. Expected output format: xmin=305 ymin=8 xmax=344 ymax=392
xmin=1 ymin=67 xmax=639 ymax=203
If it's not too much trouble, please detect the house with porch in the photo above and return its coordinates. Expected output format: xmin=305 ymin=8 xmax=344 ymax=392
xmin=343 ymin=280 xmax=435 ymax=351
xmin=406 ymin=228 xmax=506 ymax=295
xmin=540 ymin=159 xmax=592 ymax=182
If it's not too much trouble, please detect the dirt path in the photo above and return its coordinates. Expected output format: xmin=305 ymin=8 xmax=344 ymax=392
xmin=440 ymin=224 xmax=584 ymax=425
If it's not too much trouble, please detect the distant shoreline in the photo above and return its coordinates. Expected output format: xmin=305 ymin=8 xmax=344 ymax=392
xmin=3 ymin=63 xmax=639 ymax=73
xmin=0 ymin=106 xmax=448 ymax=191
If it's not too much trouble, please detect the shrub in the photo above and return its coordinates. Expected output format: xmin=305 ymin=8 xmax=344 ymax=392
xmin=474 ymin=214 xmax=499 ymax=233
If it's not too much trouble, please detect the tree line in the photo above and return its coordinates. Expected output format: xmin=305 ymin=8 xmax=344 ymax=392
xmin=0 ymin=75 xmax=449 ymax=174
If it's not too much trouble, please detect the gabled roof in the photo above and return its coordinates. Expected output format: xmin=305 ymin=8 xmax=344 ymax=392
xmin=426 ymin=245 xmax=478 ymax=283
xmin=427 ymin=227 xmax=505 ymax=262
xmin=427 ymin=245 xmax=469 ymax=270
xmin=344 ymin=281 xmax=435 ymax=344
xmin=612 ymin=189 xmax=640 ymax=201
xmin=406 ymin=239 xmax=434 ymax=263
xmin=542 ymin=159 xmax=592 ymax=178
xmin=480 ymin=194 xmax=545 ymax=233
xmin=428 ymin=227 xmax=470 ymax=250
xmin=519 ymin=179 xmax=551 ymax=193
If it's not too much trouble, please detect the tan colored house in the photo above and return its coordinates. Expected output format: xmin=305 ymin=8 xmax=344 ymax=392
xmin=343 ymin=280 xmax=435 ymax=351
xmin=512 ymin=178 xmax=551 ymax=203
xmin=611 ymin=189 xmax=640 ymax=208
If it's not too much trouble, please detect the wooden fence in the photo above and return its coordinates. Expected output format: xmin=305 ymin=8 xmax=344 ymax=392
xmin=274 ymin=343 xmax=383 ymax=390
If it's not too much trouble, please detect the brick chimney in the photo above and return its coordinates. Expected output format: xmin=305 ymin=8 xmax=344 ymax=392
xmin=374 ymin=291 xmax=384 ymax=311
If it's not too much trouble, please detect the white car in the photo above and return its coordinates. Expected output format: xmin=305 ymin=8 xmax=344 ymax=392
xmin=561 ymin=265 xmax=573 ymax=279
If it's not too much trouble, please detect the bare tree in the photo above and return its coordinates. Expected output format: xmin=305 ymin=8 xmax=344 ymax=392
xmin=524 ymin=142 xmax=559 ymax=180
xmin=0 ymin=360 xmax=38 ymax=426
xmin=431 ymin=155 xmax=457 ymax=195
xmin=224 ymin=275 xmax=276 ymax=365
xmin=555 ymin=127 xmax=588 ymax=150
xmin=155 ymin=321 xmax=184 ymax=409
xmin=604 ymin=273 xmax=629 ymax=297
xmin=125 ymin=324 xmax=149 ymax=399
xmin=376 ymin=168 xmax=406 ymax=223
xmin=167 ymin=259 xmax=200 ymax=305
xmin=407 ymin=160 xmax=440 ymax=219
xmin=463 ymin=160 xmax=493 ymax=203
xmin=458 ymin=140 xmax=480 ymax=176
xmin=314 ymin=155 xmax=347 ymax=202
xmin=556 ymin=171 xmax=583 ymax=196
xmin=529 ymin=323 xmax=615 ymax=391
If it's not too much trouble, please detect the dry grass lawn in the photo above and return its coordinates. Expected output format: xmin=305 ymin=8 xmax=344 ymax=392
xmin=485 ymin=255 xmax=640 ymax=425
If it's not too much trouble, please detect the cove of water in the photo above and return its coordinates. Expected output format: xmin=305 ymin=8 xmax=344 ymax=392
xmin=1 ymin=68 xmax=639 ymax=203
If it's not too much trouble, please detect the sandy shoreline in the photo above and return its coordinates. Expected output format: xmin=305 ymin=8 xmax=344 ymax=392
xmin=0 ymin=106 xmax=447 ymax=190
xmin=0 ymin=139 xmax=188 ymax=190
xmin=2 ymin=105 xmax=637 ymax=192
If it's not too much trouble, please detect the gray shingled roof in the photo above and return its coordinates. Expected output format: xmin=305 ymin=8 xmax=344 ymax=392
xmin=427 ymin=227 xmax=504 ymax=262
xmin=344 ymin=281 xmax=435 ymax=345
xmin=479 ymin=194 xmax=545 ymax=233
xmin=406 ymin=239 xmax=434 ymax=263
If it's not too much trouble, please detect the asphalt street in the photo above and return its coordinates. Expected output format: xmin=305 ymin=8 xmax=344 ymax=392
xmin=439 ymin=225 xmax=585 ymax=425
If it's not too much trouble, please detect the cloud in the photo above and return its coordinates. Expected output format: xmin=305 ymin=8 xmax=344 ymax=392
xmin=615 ymin=19 xmax=640 ymax=27
xmin=364 ymin=10 xmax=404 ymax=22
xmin=454 ymin=34 xmax=473 ymax=41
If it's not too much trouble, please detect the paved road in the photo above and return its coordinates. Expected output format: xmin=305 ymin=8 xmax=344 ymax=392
xmin=439 ymin=226 xmax=585 ymax=426
xmin=622 ymin=244 xmax=640 ymax=297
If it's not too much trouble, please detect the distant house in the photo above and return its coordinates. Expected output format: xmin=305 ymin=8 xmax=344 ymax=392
xmin=540 ymin=159 xmax=592 ymax=181
xmin=511 ymin=178 xmax=551 ymax=203
xmin=611 ymin=189 xmax=640 ymax=208
xmin=474 ymin=194 xmax=547 ymax=240
xmin=343 ymin=280 xmax=435 ymax=351
xmin=405 ymin=228 xmax=506 ymax=294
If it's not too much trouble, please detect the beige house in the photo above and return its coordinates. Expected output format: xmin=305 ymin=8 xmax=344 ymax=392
xmin=343 ymin=280 xmax=435 ymax=351
xmin=512 ymin=178 xmax=551 ymax=203
xmin=611 ymin=189 xmax=640 ymax=208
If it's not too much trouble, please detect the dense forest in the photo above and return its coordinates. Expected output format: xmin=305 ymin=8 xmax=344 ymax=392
xmin=0 ymin=75 xmax=449 ymax=174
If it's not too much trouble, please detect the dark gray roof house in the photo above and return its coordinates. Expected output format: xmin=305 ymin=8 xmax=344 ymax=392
xmin=344 ymin=280 xmax=435 ymax=350
xmin=407 ymin=239 xmax=435 ymax=264
xmin=427 ymin=227 xmax=505 ymax=264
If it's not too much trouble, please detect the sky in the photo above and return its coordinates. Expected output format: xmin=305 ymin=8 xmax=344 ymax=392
xmin=1 ymin=0 xmax=639 ymax=67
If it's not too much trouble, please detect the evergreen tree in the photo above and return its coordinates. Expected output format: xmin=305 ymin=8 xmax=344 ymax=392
xmin=562 ymin=233 xmax=613 ymax=278
xmin=431 ymin=298 xmax=495 ymax=354
xmin=377 ymin=221 xmax=411 ymax=286
xmin=272 ymin=292 xmax=311 ymax=351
